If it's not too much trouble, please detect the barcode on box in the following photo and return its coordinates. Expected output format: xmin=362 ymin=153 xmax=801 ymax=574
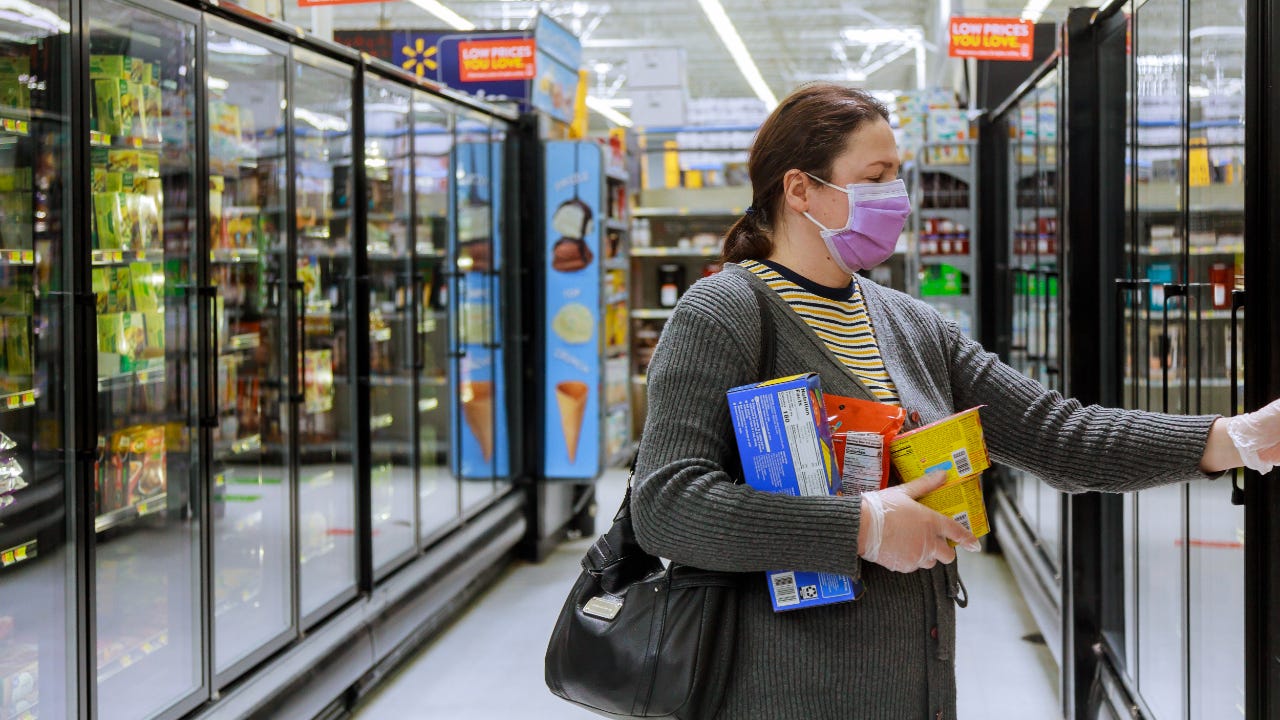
xmin=771 ymin=572 xmax=800 ymax=607
xmin=953 ymin=511 xmax=972 ymax=533
xmin=951 ymin=448 xmax=973 ymax=476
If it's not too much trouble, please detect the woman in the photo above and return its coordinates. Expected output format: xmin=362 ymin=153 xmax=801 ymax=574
xmin=630 ymin=83 xmax=1280 ymax=719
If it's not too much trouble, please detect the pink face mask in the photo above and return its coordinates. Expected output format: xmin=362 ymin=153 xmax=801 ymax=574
xmin=802 ymin=174 xmax=911 ymax=274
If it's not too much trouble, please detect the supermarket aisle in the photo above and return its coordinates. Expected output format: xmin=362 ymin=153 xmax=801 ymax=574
xmin=351 ymin=468 xmax=1060 ymax=719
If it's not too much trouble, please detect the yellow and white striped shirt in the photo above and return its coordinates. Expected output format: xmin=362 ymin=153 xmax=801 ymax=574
xmin=741 ymin=259 xmax=900 ymax=404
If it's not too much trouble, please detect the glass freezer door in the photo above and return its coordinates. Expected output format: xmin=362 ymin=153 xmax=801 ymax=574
xmin=86 ymin=1 xmax=203 ymax=717
xmin=364 ymin=77 xmax=415 ymax=573
xmin=1186 ymin=3 xmax=1246 ymax=717
xmin=205 ymin=22 xmax=292 ymax=679
xmin=0 ymin=3 xmax=72 ymax=718
xmin=1127 ymin=2 xmax=1189 ymax=717
xmin=292 ymin=49 xmax=357 ymax=621
xmin=452 ymin=113 xmax=497 ymax=510
xmin=412 ymin=92 xmax=457 ymax=542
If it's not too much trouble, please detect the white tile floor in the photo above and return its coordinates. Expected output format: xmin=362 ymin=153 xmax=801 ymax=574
xmin=352 ymin=469 xmax=1061 ymax=719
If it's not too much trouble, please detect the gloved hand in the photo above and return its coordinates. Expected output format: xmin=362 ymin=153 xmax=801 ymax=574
xmin=859 ymin=470 xmax=981 ymax=573
xmin=1226 ymin=397 xmax=1280 ymax=474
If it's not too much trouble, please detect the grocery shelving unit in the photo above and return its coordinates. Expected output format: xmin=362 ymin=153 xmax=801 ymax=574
xmin=602 ymin=160 xmax=632 ymax=467
xmin=627 ymin=185 xmax=748 ymax=436
xmin=913 ymin=140 xmax=980 ymax=338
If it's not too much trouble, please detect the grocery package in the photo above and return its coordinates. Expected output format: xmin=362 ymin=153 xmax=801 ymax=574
xmin=888 ymin=407 xmax=992 ymax=538
xmin=727 ymin=373 xmax=862 ymax=611
xmin=824 ymin=393 xmax=907 ymax=495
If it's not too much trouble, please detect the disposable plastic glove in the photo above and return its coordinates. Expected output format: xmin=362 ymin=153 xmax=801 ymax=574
xmin=859 ymin=470 xmax=981 ymax=573
xmin=1226 ymin=397 xmax=1280 ymax=474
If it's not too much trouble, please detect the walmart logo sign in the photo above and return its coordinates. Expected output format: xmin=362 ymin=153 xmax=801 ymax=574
xmin=400 ymin=37 xmax=438 ymax=77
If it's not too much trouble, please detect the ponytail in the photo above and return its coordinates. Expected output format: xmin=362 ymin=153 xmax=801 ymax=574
xmin=721 ymin=205 xmax=774 ymax=264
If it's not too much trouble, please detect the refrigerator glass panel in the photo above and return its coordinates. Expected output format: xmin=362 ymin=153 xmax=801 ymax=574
xmin=365 ymin=77 xmax=415 ymax=570
xmin=0 ymin=3 xmax=71 ymax=718
xmin=87 ymin=2 xmax=202 ymax=717
xmin=488 ymin=121 xmax=511 ymax=492
xmin=206 ymin=25 xmax=291 ymax=676
xmin=453 ymin=112 xmax=496 ymax=511
xmin=1129 ymin=2 xmax=1187 ymax=717
xmin=412 ymin=92 xmax=457 ymax=541
xmin=1036 ymin=76 xmax=1062 ymax=569
xmin=292 ymin=50 xmax=356 ymax=619
xmin=1187 ymin=1 xmax=1246 ymax=716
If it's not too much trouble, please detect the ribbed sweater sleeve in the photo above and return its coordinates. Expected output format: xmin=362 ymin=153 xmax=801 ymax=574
xmin=630 ymin=279 xmax=864 ymax=579
xmin=938 ymin=311 xmax=1219 ymax=492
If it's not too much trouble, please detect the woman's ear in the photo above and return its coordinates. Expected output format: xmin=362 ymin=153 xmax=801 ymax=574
xmin=782 ymin=169 xmax=812 ymax=216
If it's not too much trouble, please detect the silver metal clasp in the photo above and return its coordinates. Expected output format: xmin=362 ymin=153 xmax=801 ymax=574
xmin=582 ymin=595 xmax=623 ymax=620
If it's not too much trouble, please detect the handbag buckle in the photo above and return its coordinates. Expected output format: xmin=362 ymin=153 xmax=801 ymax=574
xmin=582 ymin=595 xmax=623 ymax=620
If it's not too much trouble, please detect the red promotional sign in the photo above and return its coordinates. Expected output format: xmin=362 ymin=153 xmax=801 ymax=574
xmin=458 ymin=38 xmax=537 ymax=82
xmin=948 ymin=17 xmax=1035 ymax=61
xmin=298 ymin=0 xmax=385 ymax=6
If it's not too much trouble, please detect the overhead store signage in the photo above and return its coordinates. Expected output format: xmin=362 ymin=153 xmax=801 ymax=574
xmin=948 ymin=18 xmax=1034 ymax=61
xmin=458 ymin=38 xmax=536 ymax=82
xmin=297 ymin=0 xmax=383 ymax=6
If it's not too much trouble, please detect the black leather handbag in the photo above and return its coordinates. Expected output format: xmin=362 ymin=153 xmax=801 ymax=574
xmin=544 ymin=284 xmax=776 ymax=720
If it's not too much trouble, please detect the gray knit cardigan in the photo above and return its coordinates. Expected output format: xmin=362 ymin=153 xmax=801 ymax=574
xmin=631 ymin=262 xmax=1218 ymax=720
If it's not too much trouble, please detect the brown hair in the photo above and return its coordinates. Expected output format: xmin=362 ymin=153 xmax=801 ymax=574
xmin=722 ymin=84 xmax=890 ymax=263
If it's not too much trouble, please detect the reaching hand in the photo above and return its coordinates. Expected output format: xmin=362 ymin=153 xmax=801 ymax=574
xmin=858 ymin=471 xmax=981 ymax=573
xmin=1226 ymin=397 xmax=1280 ymax=474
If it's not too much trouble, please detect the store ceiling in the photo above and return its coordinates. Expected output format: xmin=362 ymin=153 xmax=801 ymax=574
xmin=281 ymin=0 xmax=1105 ymax=115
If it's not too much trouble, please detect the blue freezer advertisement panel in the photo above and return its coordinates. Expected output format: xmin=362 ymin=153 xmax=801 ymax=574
xmin=544 ymin=141 xmax=603 ymax=479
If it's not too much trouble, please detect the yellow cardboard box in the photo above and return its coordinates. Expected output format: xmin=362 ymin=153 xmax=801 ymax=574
xmin=889 ymin=406 xmax=992 ymax=538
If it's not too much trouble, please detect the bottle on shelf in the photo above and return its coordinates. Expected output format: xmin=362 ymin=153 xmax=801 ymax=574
xmin=657 ymin=263 xmax=685 ymax=308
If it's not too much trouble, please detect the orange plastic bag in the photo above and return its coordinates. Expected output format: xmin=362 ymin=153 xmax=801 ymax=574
xmin=825 ymin=394 xmax=906 ymax=491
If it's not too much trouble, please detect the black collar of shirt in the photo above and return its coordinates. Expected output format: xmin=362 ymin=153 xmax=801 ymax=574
xmin=758 ymin=259 xmax=856 ymax=302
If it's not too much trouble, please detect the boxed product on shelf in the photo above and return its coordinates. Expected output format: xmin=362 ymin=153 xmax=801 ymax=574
xmin=0 ymin=642 xmax=37 ymax=719
xmin=93 ymin=192 xmax=124 ymax=250
xmin=926 ymin=110 xmax=971 ymax=165
xmin=0 ymin=57 xmax=31 ymax=113
xmin=727 ymin=373 xmax=861 ymax=611
xmin=2 ymin=316 xmax=30 ymax=376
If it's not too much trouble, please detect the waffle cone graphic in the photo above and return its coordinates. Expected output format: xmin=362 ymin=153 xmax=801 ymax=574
xmin=461 ymin=380 xmax=494 ymax=462
xmin=555 ymin=381 xmax=589 ymax=464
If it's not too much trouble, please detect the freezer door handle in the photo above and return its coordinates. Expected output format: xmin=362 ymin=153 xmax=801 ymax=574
xmin=1230 ymin=289 xmax=1246 ymax=506
xmin=290 ymin=280 xmax=306 ymax=404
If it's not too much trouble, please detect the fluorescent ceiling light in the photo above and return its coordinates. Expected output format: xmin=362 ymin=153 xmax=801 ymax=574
xmin=0 ymin=0 xmax=69 ymax=34
xmin=841 ymin=26 xmax=924 ymax=46
xmin=1021 ymin=0 xmax=1052 ymax=23
xmin=695 ymin=0 xmax=778 ymax=110
xmin=405 ymin=0 xmax=476 ymax=31
xmin=586 ymin=95 xmax=633 ymax=127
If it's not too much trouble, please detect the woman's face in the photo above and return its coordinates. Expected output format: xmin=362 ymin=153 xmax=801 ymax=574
xmin=805 ymin=118 xmax=901 ymax=231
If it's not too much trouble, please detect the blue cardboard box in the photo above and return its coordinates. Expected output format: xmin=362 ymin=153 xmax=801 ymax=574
xmin=727 ymin=373 xmax=864 ymax=611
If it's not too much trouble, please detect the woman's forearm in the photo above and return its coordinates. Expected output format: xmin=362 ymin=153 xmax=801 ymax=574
xmin=1200 ymin=417 xmax=1244 ymax=474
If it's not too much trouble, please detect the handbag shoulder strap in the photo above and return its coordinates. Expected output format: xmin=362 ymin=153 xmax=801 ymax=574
xmin=589 ymin=282 xmax=776 ymax=576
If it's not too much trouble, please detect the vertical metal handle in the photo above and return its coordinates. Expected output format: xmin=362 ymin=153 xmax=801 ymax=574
xmin=204 ymin=286 xmax=220 ymax=429
xmin=450 ymin=272 xmax=467 ymax=359
xmin=413 ymin=272 xmax=426 ymax=371
xmin=1230 ymin=289 xmax=1246 ymax=506
xmin=1159 ymin=283 xmax=1186 ymax=413
xmin=290 ymin=280 xmax=305 ymax=404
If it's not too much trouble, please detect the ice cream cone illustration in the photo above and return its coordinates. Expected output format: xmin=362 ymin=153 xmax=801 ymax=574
xmin=556 ymin=381 xmax=589 ymax=464
xmin=461 ymin=380 xmax=494 ymax=462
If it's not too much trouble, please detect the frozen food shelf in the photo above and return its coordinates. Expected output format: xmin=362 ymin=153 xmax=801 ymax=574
xmin=97 ymin=630 xmax=169 ymax=683
xmin=0 ymin=539 xmax=36 ymax=570
xmin=630 ymin=308 xmax=674 ymax=320
xmin=91 ymin=248 xmax=165 ymax=266
xmin=222 ymin=333 xmax=259 ymax=353
xmin=88 ymin=133 xmax=161 ymax=150
xmin=0 ymin=249 xmax=34 ymax=266
xmin=1137 ymin=244 xmax=1244 ymax=256
xmin=917 ymin=207 xmax=973 ymax=220
xmin=209 ymin=246 xmax=263 ymax=264
xmin=0 ymin=117 xmax=29 ymax=136
xmin=630 ymin=247 xmax=720 ymax=258
xmin=94 ymin=492 xmax=168 ymax=534
xmin=224 ymin=434 xmax=262 ymax=455
xmin=0 ymin=390 xmax=36 ymax=413
xmin=97 ymin=365 xmax=166 ymax=393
